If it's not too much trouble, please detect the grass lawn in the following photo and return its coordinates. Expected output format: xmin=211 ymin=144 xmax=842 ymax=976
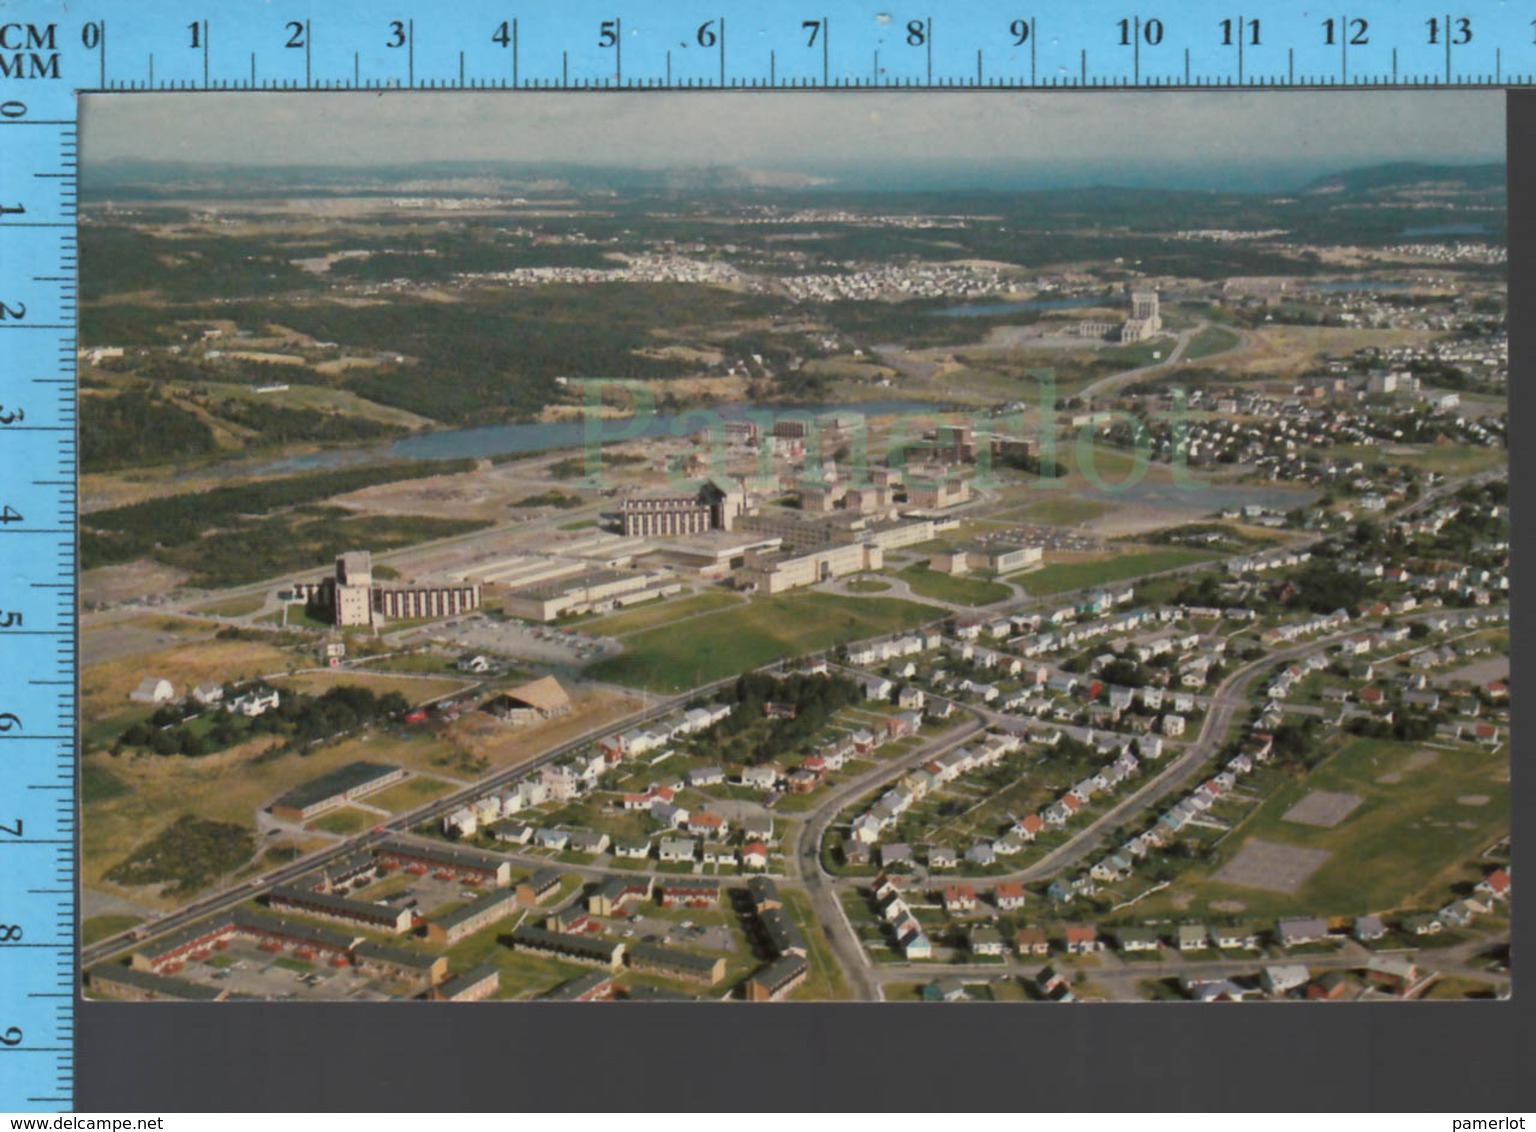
xmin=581 ymin=591 xmax=744 ymax=637
xmin=1422 ymin=975 xmax=1499 ymax=1000
xmin=844 ymin=576 xmax=893 ymax=593
xmin=82 ymin=761 xmax=131 ymax=804
xmin=81 ymin=914 xmax=143 ymax=946
xmin=1327 ymin=443 xmax=1507 ymax=479
xmin=1020 ymin=548 xmax=1218 ymax=596
xmin=193 ymin=594 xmax=270 ymax=618
xmin=897 ymin=564 xmax=1012 ymax=607
xmin=366 ymin=775 xmax=457 ymax=812
xmin=1183 ymin=325 xmax=1242 ymax=361
xmin=1005 ymin=495 xmax=1112 ymax=527
xmin=588 ymin=592 xmax=942 ymax=693
xmin=307 ymin=806 xmax=377 ymax=836
xmin=778 ymin=888 xmax=852 ymax=1001
xmin=258 ymin=604 xmax=334 ymax=630
xmin=81 ymin=728 xmax=462 ymax=910
xmin=558 ymin=519 xmax=599 ymax=531
xmin=1134 ymin=737 xmax=1510 ymax=921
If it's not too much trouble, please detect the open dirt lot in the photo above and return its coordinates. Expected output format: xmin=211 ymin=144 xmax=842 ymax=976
xmin=1281 ymin=790 xmax=1365 ymax=830
xmin=1212 ymin=839 xmax=1333 ymax=894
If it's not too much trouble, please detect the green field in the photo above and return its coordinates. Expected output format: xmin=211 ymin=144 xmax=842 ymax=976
xmin=82 ymin=761 xmax=131 ymax=804
xmin=588 ymin=592 xmax=942 ymax=692
xmin=581 ymin=591 xmax=744 ymax=637
xmin=844 ymin=577 xmax=893 ymax=594
xmin=1324 ymin=443 xmax=1508 ymax=478
xmin=1005 ymin=495 xmax=1112 ymax=527
xmin=897 ymin=564 xmax=1012 ymax=607
xmin=81 ymin=914 xmax=144 ymax=946
xmin=778 ymin=888 xmax=854 ymax=1000
xmin=193 ymin=594 xmax=270 ymax=618
xmin=1133 ymin=737 xmax=1510 ymax=921
xmin=366 ymin=775 xmax=457 ymax=812
xmin=1019 ymin=548 xmax=1218 ymax=596
xmin=1183 ymin=325 xmax=1243 ymax=361
xmin=308 ymin=806 xmax=377 ymax=835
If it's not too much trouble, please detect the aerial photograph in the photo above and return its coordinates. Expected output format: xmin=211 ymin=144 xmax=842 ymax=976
xmin=76 ymin=91 xmax=1509 ymax=1005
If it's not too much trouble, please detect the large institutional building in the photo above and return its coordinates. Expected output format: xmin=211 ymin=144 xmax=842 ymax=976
xmin=292 ymin=550 xmax=481 ymax=629
xmin=619 ymin=479 xmax=745 ymax=538
xmin=1078 ymin=289 xmax=1162 ymax=343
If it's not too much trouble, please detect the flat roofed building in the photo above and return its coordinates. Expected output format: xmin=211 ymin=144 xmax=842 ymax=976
xmin=374 ymin=838 xmax=513 ymax=888
xmin=627 ymin=941 xmax=727 ymax=985
xmin=620 ymin=479 xmax=744 ymax=538
xmin=268 ymin=886 xmax=415 ymax=934
xmin=89 ymin=965 xmax=228 ymax=1003
xmin=541 ymin=970 xmax=616 ymax=1002
xmin=502 ymin=566 xmax=679 ymax=622
xmin=429 ymin=962 xmax=500 ymax=1002
xmin=659 ymin=879 xmax=721 ymax=909
xmin=294 ymin=548 xmax=481 ymax=629
xmin=516 ymin=868 xmax=563 ymax=906
xmin=510 ymin=924 xmax=625 ymax=970
xmin=269 ymin=761 xmax=408 ymax=822
xmin=352 ymin=941 xmax=449 ymax=987
xmin=423 ymin=888 xmax=519 ymax=946
xmin=745 ymin=955 xmax=810 ymax=1002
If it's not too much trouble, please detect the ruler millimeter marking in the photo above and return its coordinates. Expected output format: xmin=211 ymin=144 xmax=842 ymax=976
xmin=0 ymin=99 xmax=78 ymax=1115
xmin=2 ymin=1 xmax=1536 ymax=91
xmin=0 ymin=0 xmax=1529 ymax=1115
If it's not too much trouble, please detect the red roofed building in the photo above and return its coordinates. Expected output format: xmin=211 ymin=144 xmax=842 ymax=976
xmin=943 ymin=885 xmax=977 ymax=914
xmin=995 ymin=882 xmax=1027 ymax=912
xmin=1016 ymin=814 xmax=1044 ymax=841
xmin=1064 ymin=924 xmax=1101 ymax=954
xmin=686 ymin=812 xmax=728 ymax=839
xmin=740 ymin=842 xmax=769 ymax=870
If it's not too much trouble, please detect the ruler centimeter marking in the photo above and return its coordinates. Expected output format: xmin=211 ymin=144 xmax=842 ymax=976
xmin=0 ymin=0 xmax=1531 ymax=1114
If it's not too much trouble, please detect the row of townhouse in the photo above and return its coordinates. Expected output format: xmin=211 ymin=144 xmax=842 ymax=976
xmin=871 ymin=872 xmax=933 ymax=960
xmin=846 ymin=630 xmax=944 ymax=667
xmin=1228 ymin=548 xmax=1314 ymax=575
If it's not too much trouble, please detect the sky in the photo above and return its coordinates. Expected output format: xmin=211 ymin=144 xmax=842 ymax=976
xmin=81 ymin=91 xmax=1504 ymax=190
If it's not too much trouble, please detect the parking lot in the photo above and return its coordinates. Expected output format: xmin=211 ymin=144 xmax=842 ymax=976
xmin=410 ymin=615 xmax=619 ymax=667
xmin=173 ymin=942 xmax=399 ymax=1002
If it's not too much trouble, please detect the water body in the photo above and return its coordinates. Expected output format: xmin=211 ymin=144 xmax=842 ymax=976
xmin=1400 ymin=222 xmax=1488 ymax=237
xmin=223 ymin=398 xmax=955 ymax=478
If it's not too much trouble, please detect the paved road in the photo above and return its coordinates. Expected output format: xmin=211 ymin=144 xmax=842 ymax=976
xmin=869 ymin=931 xmax=1510 ymax=1001
xmin=789 ymin=714 xmax=986 ymax=1001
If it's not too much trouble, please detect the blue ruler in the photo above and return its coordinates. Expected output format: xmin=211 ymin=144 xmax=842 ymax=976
xmin=0 ymin=0 xmax=1528 ymax=1113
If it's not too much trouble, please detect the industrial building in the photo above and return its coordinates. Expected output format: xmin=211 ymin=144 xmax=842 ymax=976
xmin=501 ymin=566 xmax=680 ymax=622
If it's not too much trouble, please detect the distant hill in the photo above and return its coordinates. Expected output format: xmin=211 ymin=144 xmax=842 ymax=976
xmin=1301 ymin=162 xmax=1505 ymax=195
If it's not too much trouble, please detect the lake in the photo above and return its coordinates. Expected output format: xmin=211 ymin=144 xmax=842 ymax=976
xmin=220 ymin=398 xmax=958 ymax=477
